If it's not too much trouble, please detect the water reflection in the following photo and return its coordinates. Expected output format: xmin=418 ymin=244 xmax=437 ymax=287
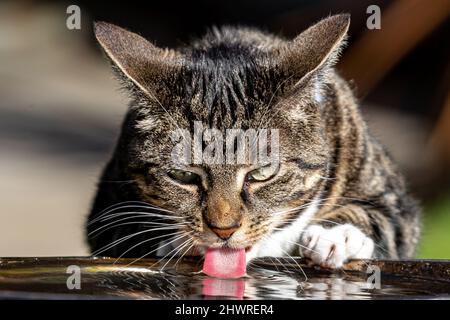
xmin=0 ymin=258 xmax=449 ymax=299
xmin=202 ymin=278 xmax=245 ymax=299
xmin=90 ymin=266 xmax=358 ymax=299
xmin=199 ymin=269 xmax=373 ymax=300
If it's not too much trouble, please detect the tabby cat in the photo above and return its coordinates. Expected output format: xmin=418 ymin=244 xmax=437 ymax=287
xmin=87 ymin=14 xmax=421 ymax=277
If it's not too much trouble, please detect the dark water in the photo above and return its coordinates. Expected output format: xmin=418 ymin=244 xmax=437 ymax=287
xmin=0 ymin=257 xmax=449 ymax=299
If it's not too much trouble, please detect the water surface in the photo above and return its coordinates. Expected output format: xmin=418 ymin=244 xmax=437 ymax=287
xmin=0 ymin=257 xmax=449 ymax=299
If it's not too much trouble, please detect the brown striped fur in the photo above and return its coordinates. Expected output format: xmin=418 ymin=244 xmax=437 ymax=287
xmin=87 ymin=14 xmax=421 ymax=262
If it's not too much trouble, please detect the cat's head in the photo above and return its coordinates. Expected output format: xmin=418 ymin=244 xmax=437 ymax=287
xmin=94 ymin=15 xmax=349 ymax=255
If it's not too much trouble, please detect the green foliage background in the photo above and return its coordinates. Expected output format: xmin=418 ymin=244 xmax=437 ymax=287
xmin=418 ymin=195 xmax=450 ymax=259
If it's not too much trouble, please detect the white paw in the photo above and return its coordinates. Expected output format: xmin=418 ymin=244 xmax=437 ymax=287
xmin=299 ymin=224 xmax=374 ymax=269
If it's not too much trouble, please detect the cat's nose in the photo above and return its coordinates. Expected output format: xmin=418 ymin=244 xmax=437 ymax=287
xmin=209 ymin=223 xmax=241 ymax=240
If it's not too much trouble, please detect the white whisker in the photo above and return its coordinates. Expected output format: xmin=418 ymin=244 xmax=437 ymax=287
xmin=89 ymin=214 xmax=186 ymax=237
xmin=125 ymin=232 xmax=192 ymax=266
xmin=114 ymin=230 xmax=188 ymax=263
xmin=159 ymin=238 xmax=194 ymax=272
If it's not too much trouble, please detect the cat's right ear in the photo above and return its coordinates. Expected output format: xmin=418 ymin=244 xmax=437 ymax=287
xmin=277 ymin=14 xmax=350 ymax=89
xmin=93 ymin=22 xmax=182 ymax=101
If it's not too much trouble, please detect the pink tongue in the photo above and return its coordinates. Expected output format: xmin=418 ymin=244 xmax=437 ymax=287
xmin=202 ymin=248 xmax=246 ymax=279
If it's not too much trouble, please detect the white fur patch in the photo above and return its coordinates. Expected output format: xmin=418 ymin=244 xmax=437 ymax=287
xmin=299 ymin=223 xmax=374 ymax=268
xmin=248 ymin=198 xmax=320 ymax=261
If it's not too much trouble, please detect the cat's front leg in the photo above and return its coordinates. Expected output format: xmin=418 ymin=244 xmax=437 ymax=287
xmin=299 ymin=223 xmax=374 ymax=269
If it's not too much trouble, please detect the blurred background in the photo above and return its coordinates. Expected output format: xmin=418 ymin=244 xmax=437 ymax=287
xmin=0 ymin=0 xmax=449 ymax=258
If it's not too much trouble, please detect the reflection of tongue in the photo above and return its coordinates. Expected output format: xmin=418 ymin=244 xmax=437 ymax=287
xmin=202 ymin=248 xmax=246 ymax=279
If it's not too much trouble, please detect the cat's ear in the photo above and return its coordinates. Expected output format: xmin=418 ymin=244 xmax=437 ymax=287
xmin=94 ymin=21 xmax=182 ymax=100
xmin=278 ymin=14 xmax=350 ymax=88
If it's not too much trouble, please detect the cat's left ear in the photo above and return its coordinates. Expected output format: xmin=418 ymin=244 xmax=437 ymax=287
xmin=93 ymin=21 xmax=183 ymax=102
xmin=278 ymin=14 xmax=350 ymax=88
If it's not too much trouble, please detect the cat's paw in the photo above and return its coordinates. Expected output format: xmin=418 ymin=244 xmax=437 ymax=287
xmin=299 ymin=224 xmax=374 ymax=269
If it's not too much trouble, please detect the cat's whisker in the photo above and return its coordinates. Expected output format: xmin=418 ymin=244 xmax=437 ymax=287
xmin=95 ymin=200 xmax=149 ymax=213
xmin=270 ymin=197 xmax=338 ymax=216
xmin=89 ymin=201 xmax=145 ymax=222
xmin=271 ymin=203 xmax=312 ymax=215
xmin=92 ymin=201 xmax=178 ymax=219
xmin=95 ymin=211 xmax=185 ymax=225
xmin=89 ymin=204 xmax=180 ymax=225
xmin=91 ymin=222 xmax=183 ymax=239
xmin=89 ymin=213 xmax=186 ymax=236
xmin=92 ymin=212 xmax=183 ymax=229
xmin=272 ymin=195 xmax=378 ymax=217
xmin=249 ymin=253 xmax=282 ymax=274
xmin=149 ymin=236 xmax=192 ymax=270
xmin=100 ymin=205 xmax=180 ymax=218
xmin=92 ymin=228 xmax=158 ymax=256
xmin=272 ymin=198 xmax=342 ymax=214
xmin=115 ymin=230 xmax=188 ymax=264
xmin=267 ymin=256 xmax=284 ymax=273
xmin=173 ymin=242 xmax=196 ymax=269
xmin=92 ymin=224 xmax=185 ymax=256
xmin=125 ymin=232 xmax=192 ymax=267
xmin=159 ymin=238 xmax=194 ymax=272
xmin=273 ymin=235 xmax=321 ymax=256
xmin=258 ymin=234 xmax=306 ymax=278
xmin=277 ymin=247 xmax=308 ymax=282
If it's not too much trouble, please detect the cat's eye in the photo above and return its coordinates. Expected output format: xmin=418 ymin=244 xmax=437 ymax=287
xmin=246 ymin=164 xmax=279 ymax=182
xmin=167 ymin=169 xmax=201 ymax=185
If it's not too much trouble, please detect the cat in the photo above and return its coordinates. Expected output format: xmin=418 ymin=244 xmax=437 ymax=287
xmin=87 ymin=14 xmax=421 ymax=275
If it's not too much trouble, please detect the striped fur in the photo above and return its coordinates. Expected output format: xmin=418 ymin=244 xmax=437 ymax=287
xmin=87 ymin=15 xmax=421 ymax=264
